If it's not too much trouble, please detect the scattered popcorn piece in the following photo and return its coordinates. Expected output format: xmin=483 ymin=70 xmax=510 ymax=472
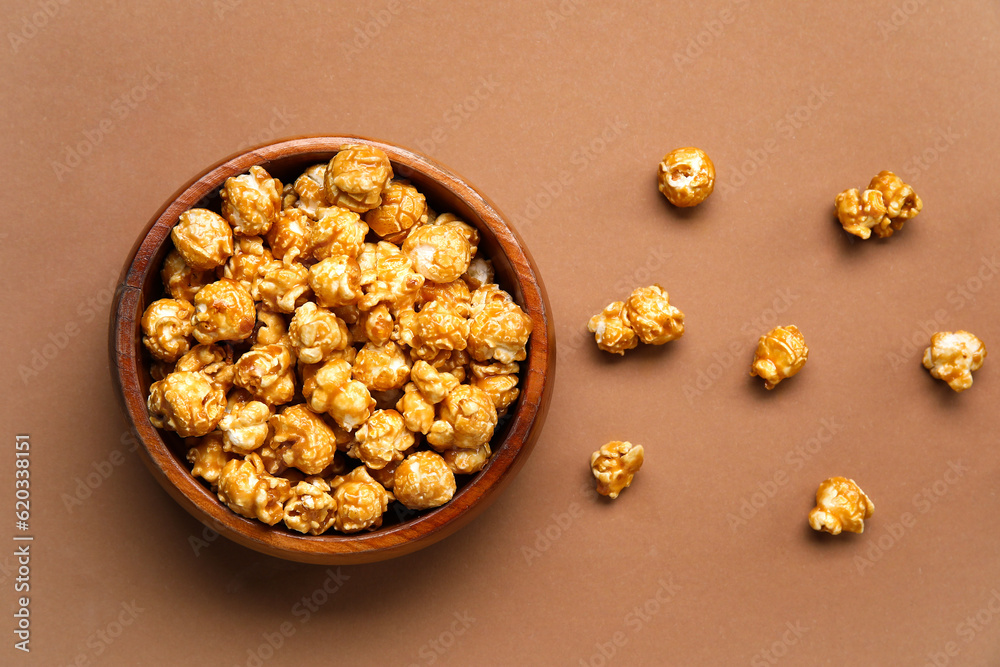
xmin=588 ymin=301 xmax=638 ymax=355
xmin=750 ymin=325 xmax=808 ymax=390
xmin=591 ymin=441 xmax=644 ymax=499
xmin=835 ymin=170 xmax=922 ymax=239
xmin=657 ymin=147 xmax=715 ymax=207
xmin=922 ymin=331 xmax=987 ymax=392
xmin=624 ymin=285 xmax=684 ymax=345
xmin=808 ymin=477 xmax=874 ymax=535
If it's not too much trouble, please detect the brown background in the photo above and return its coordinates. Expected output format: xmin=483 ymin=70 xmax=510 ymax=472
xmin=2 ymin=1 xmax=999 ymax=665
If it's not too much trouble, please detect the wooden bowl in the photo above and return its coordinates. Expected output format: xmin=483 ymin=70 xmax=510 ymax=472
xmin=109 ymin=137 xmax=555 ymax=564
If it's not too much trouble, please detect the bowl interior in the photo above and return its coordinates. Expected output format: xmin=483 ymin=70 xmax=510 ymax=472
xmin=112 ymin=137 xmax=553 ymax=564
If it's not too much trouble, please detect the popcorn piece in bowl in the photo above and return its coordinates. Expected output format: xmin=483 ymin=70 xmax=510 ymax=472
xmin=258 ymin=261 xmax=311 ymax=313
xmin=161 ymin=249 xmax=212 ymax=302
xmin=310 ymin=207 xmax=368 ymax=260
xmin=217 ymin=395 xmax=271 ymax=455
xmin=395 ymin=382 xmax=436 ymax=434
xmin=427 ymin=385 xmax=498 ymax=451
xmin=267 ymin=208 xmax=313 ymax=265
xmin=353 ymin=341 xmax=411 ymax=392
xmin=922 ymin=331 xmax=987 ymax=392
xmin=222 ymin=236 xmax=274 ymax=300
xmin=410 ymin=360 xmax=461 ymax=404
xmin=441 ymin=443 xmax=491 ymax=475
xmin=216 ymin=453 xmax=292 ymax=525
xmin=328 ymin=466 xmax=392 ymax=533
xmin=588 ymin=301 xmax=638 ymax=356
xmin=192 ymin=279 xmax=257 ymax=344
xmin=174 ymin=343 xmax=235 ymax=392
xmin=365 ymin=179 xmax=427 ymax=242
xmin=750 ymin=325 xmax=808 ymax=390
xmin=291 ymin=164 xmax=328 ymax=218
xmin=301 ymin=358 xmax=375 ymax=431
xmin=233 ymin=342 xmax=297 ymax=406
xmin=283 ymin=478 xmax=337 ymax=535
xmin=396 ymin=299 xmax=471 ymax=360
xmin=324 ymin=145 xmax=393 ymax=213
xmin=591 ymin=441 xmax=644 ymax=499
xmin=808 ymin=477 xmax=874 ymax=535
xmin=141 ymin=298 xmax=195 ymax=362
xmin=468 ymin=284 xmax=532 ymax=364
xmin=402 ymin=223 xmax=472 ymax=284
xmin=220 ymin=165 xmax=282 ymax=236
xmin=147 ymin=370 xmax=227 ymax=438
xmin=308 ymin=255 xmax=362 ymax=308
xmin=287 ymin=302 xmax=350 ymax=364
xmin=393 ymin=450 xmax=456 ymax=510
xmin=268 ymin=404 xmax=339 ymax=475
xmin=352 ymin=409 xmax=416 ymax=470
xmin=657 ymin=147 xmax=715 ymax=208
xmin=186 ymin=433 xmax=231 ymax=487
xmin=171 ymin=208 xmax=233 ymax=270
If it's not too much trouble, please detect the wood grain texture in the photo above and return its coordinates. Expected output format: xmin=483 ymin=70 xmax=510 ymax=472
xmin=109 ymin=137 xmax=555 ymax=564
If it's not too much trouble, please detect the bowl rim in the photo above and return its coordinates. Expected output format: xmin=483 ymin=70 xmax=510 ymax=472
xmin=109 ymin=135 xmax=555 ymax=564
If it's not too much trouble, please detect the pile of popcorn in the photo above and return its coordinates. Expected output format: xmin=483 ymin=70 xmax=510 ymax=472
xmin=141 ymin=145 xmax=532 ymax=535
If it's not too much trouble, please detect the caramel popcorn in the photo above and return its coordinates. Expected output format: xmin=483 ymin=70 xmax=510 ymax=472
xmin=171 ymin=208 xmax=233 ymax=270
xmin=624 ymin=285 xmax=684 ymax=345
xmin=410 ymin=360 xmax=461 ymax=403
xmin=191 ymin=279 xmax=256 ymax=344
xmin=833 ymin=189 xmax=887 ymax=240
xmin=186 ymin=433 xmax=231 ymax=487
xmin=402 ymin=223 xmax=472 ymax=284
xmin=291 ymin=164 xmax=328 ymax=218
xmin=328 ymin=466 xmax=392 ymax=532
xmin=588 ymin=301 xmax=638 ymax=355
xmin=217 ymin=397 xmax=271 ymax=455
xmin=216 ymin=454 xmax=292 ymax=525
xmin=233 ymin=343 xmax=297 ymax=405
xmin=365 ymin=180 xmax=426 ymax=242
xmin=463 ymin=257 xmax=494 ymax=291
xmin=359 ymin=241 xmax=425 ymax=314
xmin=310 ymin=207 xmax=368 ymax=260
xmin=657 ymin=147 xmax=715 ymax=208
xmin=808 ymin=477 xmax=874 ymax=535
xmin=258 ymin=260 xmax=310 ymax=313
xmin=393 ymin=451 xmax=456 ymax=510
xmin=266 ymin=208 xmax=312 ymax=265
xmin=427 ymin=384 xmax=498 ymax=451
xmin=922 ymin=331 xmax=987 ymax=392
xmin=141 ymin=298 xmax=194 ymax=362
xmin=591 ymin=441 xmax=644 ymax=499
xmin=301 ymin=359 xmax=375 ymax=431
xmin=396 ymin=383 xmax=436 ymax=434
xmin=149 ymin=159 xmax=529 ymax=535
xmin=468 ymin=284 xmax=532 ymax=363
xmin=750 ymin=325 xmax=809 ymax=390
xmin=148 ymin=370 xmax=226 ymax=438
xmin=353 ymin=341 xmax=411 ymax=392
xmin=324 ymin=145 xmax=393 ymax=213
xmin=835 ymin=170 xmax=922 ymax=239
xmin=358 ymin=303 xmax=393 ymax=346
xmin=396 ymin=300 xmax=470 ymax=360
xmin=283 ymin=478 xmax=337 ymax=535
xmin=441 ymin=444 xmax=491 ymax=476
xmin=352 ymin=409 xmax=415 ymax=470
xmin=220 ymin=165 xmax=282 ymax=236
xmin=269 ymin=404 xmax=339 ymax=475
xmin=222 ymin=236 xmax=273 ymax=300
xmin=174 ymin=343 xmax=235 ymax=392
xmin=474 ymin=374 xmax=520 ymax=415
xmin=308 ymin=255 xmax=362 ymax=308
xmin=161 ymin=249 xmax=212 ymax=302
xmin=288 ymin=302 xmax=350 ymax=364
